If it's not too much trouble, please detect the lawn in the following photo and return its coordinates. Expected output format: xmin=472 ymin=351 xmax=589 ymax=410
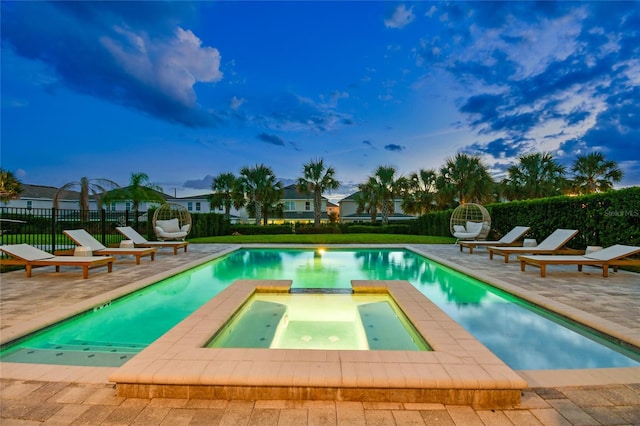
xmin=189 ymin=233 xmax=456 ymax=244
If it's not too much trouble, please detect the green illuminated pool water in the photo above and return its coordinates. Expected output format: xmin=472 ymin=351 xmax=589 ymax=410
xmin=206 ymin=293 xmax=430 ymax=351
xmin=2 ymin=248 xmax=639 ymax=370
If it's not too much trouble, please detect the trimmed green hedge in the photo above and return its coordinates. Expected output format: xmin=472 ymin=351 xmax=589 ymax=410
xmin=296 ymin=225 xmax=342 ymax=234
xmin=409 ymin=210 xmax=453 ymax=237
xmin=411 ymin=187 xmax=640 ymax=248
xmin=191 ymin=213 xmax=230 ymax=238
xmin=230 ymin=224 xmax=293 ymax=235
xmin=344 ymin=224 xmax=411 ymax=234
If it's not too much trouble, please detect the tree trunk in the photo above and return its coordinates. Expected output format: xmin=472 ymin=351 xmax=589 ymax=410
xmin=254 ymin=201 xmax=262 ymax=225
xmin=314 ymin=189 xmax=322 ymax=228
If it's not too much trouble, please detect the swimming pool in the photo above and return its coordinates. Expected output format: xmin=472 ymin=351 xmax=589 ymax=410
xmin=2 ymin=248 xmax=639 ymax=370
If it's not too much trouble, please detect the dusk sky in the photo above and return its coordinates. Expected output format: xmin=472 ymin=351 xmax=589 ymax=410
xmin=2 ymin=1 xmax=639 ymax=201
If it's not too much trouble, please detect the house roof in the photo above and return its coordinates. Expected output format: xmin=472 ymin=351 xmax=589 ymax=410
xmin=338 ymin=190 xmax=404 ymax=204
xmin=341 ymin=212 xmax=417 ymax=220
xmin=20 ymin=184 xmax=80 ymax=201
xmin=339 ymin=190 xmax=362 ymax=202
xmin=177 ymin=193 xmax=212 ymax=201
xmin=281 ymin=184 xmax=330 ymax=201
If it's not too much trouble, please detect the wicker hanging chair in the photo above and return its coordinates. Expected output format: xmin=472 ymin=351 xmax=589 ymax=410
xmin=450 ymin=203 xmax=491 ymax=240
xmin=152 ymin=203 xmax=192 ymax=241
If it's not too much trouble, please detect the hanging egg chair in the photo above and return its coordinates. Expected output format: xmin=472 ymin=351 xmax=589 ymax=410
xmin=152 ymin=203 xmax=192 ymax=241
xmin=450 ymin=203 xmax=491 ymax=240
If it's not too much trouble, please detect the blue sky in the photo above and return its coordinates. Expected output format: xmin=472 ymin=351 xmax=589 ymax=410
xmin=2 ymin=1 xmax=639 ymax=201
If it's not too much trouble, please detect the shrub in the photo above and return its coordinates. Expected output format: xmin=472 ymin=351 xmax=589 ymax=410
xmin=296 ymin=225 xmax=342 ymax=234
xmin=229 ymin=224 xmax=293 ymax=235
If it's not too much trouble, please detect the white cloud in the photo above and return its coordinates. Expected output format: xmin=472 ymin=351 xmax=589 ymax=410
xmin=385 ymin=5 xmax=415 ymax=29
xmin=460 ymin=8 xmax=587 ymax=80
xmin=230 ymin=96 xmax=246 ymax=110
xmin=101 ymin=26 xmax=223 ymax=107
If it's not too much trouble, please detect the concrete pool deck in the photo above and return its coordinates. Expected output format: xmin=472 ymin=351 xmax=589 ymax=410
xmin=1 ymin=243 xmax=639 ymax=424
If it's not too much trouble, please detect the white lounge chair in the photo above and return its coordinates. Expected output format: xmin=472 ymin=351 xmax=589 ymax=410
xmin=116 ymin=226 xmax=189 ymax=255
xmin=488 ymin=229 xmax=581 ymax=263
xmin=459 ymin=226 xmax=530 ymax=254
xmin=0 ymin=243 xmax=115 ymax=279
xmin=63 ymin=229 xmax=156 ymax=264
xmin=518 ymin=244 xmax=640 ymax=277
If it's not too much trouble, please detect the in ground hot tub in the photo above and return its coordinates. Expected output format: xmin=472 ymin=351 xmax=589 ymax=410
xmin=206 ymin=292 xmax=431 ymax=351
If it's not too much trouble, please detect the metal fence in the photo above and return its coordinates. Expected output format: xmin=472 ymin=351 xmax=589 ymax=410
xmin=0 ymin=207 xmax=148 ymax=252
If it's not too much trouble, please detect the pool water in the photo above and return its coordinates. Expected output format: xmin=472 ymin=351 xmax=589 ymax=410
xmin=206 ymin=293 xmax=430 ymax=351
xmin=2 ymin=248 xmax=639 ymax=370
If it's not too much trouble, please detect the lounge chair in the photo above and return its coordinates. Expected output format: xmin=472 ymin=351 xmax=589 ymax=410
xmin=518 ymin=244 xmax=640 ymax=277
xmin=488 ymin=229 xmax=581 ymax=263
xmin=0 ymin=244 xmax=115 ymax=279
xmin=459 ymin=226 xmax=530 ymax=254
xmin=63 ymin=229 xmax=156 ymax=264
xmin=116 ymin=226 xmax=189 ymax=255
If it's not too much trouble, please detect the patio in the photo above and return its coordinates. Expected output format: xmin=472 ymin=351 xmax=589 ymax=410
xmin=1 ymin=243 xmax=639 ymax=424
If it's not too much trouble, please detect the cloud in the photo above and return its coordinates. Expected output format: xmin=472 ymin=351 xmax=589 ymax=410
xmin=183 ymin=175 xmax=214 ymax=190
xmin=251 ymin=92 xmax=354 ymax=133
xmin=384 ymin=144 xmax=405 ymax=152
xmin=258 ymin=133 xmax=286 ymax=146
xmin=1 ymin=1 xmax=222 ymax=127
xmin=417 ymin=1 xmax=640 ymax=183
xmin=230 ymin=96 xmax=246 ymax=110
xmin=362 ymin=140 xmax=374 ymax=148
xmin=385 ymin=5 xmax=415 ymax=29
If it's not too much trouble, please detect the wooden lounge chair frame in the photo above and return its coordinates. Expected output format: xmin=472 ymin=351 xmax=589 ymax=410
xmin=459 ymin=226 xmax=530 ymax=254
xmin=518 ymin=244 xmax=640 ymax=277
xmin=116 ymin=226 xmax=189 ymax=255
xmin=488 ymin=229 xmax=581 ymax=263
xmin=63 ymin=229 xmax=156 ymax=264
xmin=0 ymin=244 xmax=115 ymax=279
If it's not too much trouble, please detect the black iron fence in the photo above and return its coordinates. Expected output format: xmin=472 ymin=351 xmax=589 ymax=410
xmin=0 ymin=207 xmax=149 ymax=252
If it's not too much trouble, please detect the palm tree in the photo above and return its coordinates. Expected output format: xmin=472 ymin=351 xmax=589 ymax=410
xmin=296 ymin=158 xmax=341 ymax=228
xmin=103 ymin=172 xmax=165 ymax=211
xmin=401 ymin=168 xmax=437 ymax=215
xmin=436 ymin=153 xmax=494 ymax=206
xmin=354 ymin=182 xmax=379 ymax=223
xmin=502 ymin=152 xmax=567 ymax=200
xmin=54 ymin=176 xmax=119 ymax=211
xmin=210 ymin=172 xmax=237 ymax=219
xmin=0 ymin=169 xmax=23 ymax=203
xmin=236 ymin=164 xmax=282 ymax=225
xmin=571 ymin=152 xmax=623 ymax=194
xmin=366 ymin=165 xmax=408 ymax=225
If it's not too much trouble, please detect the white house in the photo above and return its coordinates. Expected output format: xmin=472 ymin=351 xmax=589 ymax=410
xmin=250 ymin=184 xmax=331 ymax=225
xmin=338 ymin=190 xmax=417 ymax=223
xmin=2 ymin=184 xmax=84 ymax=210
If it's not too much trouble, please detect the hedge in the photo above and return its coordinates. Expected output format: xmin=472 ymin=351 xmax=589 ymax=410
xmin=229 ymin=224 xmax=293 ymax=235
xmin=411 ymin=187 xmax=640 ymax=248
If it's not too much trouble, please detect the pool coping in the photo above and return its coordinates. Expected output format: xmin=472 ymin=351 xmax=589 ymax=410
xmin=108 ymin=279 xmax=527 ymax=408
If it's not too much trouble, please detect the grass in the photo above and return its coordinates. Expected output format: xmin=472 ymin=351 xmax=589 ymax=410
xmin=189 ymin=233 xmax=456 ymax=244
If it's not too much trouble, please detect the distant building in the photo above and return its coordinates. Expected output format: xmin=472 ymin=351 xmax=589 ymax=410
xmin=1 ymin=184 xmax=83 ymax=210
xmin=1 ymin=184 xmax=241 ymax=223
xmin=338 ymin=190 xmax=417 ymax=223
xmin=257 ymin=184 xmax=330 ymax=225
